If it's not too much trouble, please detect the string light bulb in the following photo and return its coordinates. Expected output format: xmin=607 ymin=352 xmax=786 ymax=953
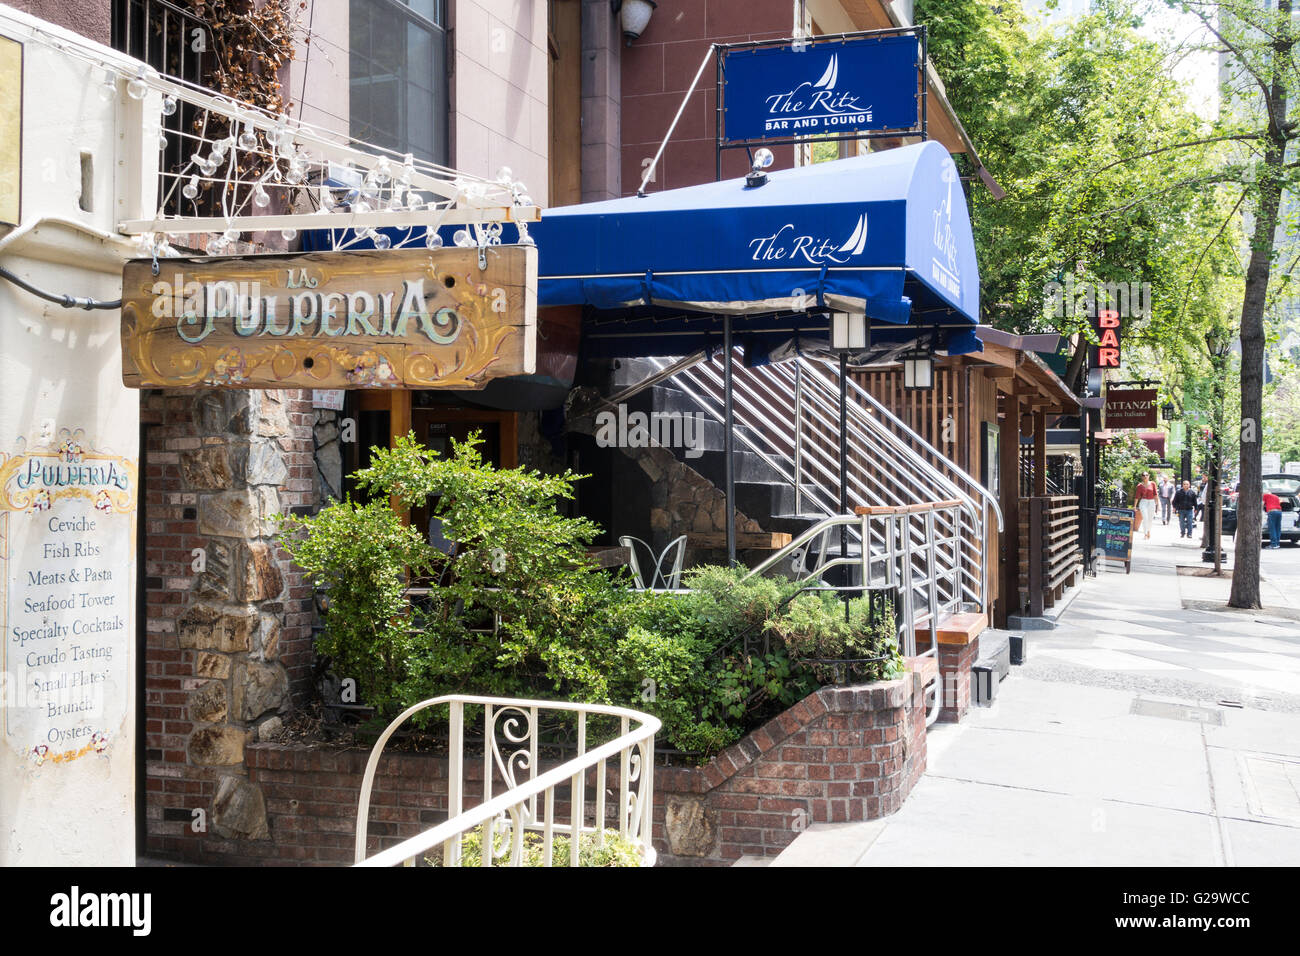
xmin=127 ymin=67 xmax=149 ymax=100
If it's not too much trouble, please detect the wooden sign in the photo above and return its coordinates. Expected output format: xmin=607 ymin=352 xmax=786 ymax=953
xmin=1095 ymin=505 xmax=1134 ymax=573
xmin=121 ymin=246 xmax=537 ymax=389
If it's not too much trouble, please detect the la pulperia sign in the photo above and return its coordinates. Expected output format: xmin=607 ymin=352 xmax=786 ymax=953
xmin=120 ymin=246 xmax=537 ymax=390
xmin=721 ymin=33 xmax=921 ymax=142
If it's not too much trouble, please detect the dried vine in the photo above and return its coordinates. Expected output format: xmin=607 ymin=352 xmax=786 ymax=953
xmin=190 ymin=0 xmax=300 ymax=115
xmin=186 ymin=0 xmax=303 ymax=219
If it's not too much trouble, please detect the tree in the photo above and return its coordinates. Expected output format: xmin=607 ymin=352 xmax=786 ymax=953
xmin=921 ymin=0 xmax=1295 ymax=607
xmin=1162 ymin=0 xmax=1299 ymax=606
xmin=917 ymin=0 xmax=1238 ymax=377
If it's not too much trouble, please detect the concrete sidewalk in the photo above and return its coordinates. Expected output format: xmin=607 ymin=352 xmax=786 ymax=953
xmin=1024 ymin=517 xmax=1300 ymax=711
xmin=843 ymin=677 xmax=1300 ymax=866
xmin=770 ymin=518 xmax=1300 ymax=866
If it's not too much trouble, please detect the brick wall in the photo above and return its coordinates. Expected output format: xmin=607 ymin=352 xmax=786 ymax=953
xmin=652 ymin=665 xmax=931 ymax=865
xmin=142 ymin=388 xmax=318 ymax=858
xmin=937 ymin=637 xmax=979 ymax=723
xmin=145 ymin=665 xmax=931 ymax=866
xmin=620 ymin=0 xmax=796 ymax=194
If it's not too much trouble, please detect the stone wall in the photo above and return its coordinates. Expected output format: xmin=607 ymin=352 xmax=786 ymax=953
xmin=643 ymin=445 xmax=765 ymax=545
xmin=142 ymin=388 xmax=317 ymax=854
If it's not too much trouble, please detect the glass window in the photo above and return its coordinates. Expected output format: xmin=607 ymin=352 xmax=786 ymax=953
xmin=350 ymin=0 xmax=448 ymax=164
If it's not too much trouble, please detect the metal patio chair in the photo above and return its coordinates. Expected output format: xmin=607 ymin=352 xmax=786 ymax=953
xmin=619 ymin=534 xmax=688 ymax=591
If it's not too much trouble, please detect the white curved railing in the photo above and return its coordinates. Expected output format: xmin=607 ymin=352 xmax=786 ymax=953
xmin=353 ymin=695 xmax=660 ymax=868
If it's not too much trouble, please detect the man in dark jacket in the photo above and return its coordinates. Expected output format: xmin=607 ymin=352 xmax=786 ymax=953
xmin=1172 ymin=480 xmax=1198 ymax=538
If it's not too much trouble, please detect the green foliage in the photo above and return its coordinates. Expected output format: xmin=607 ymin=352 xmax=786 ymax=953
xmin=275 ymin=496 xmax=433 ymax=716
xmin=428 ymin=826 xmax=643 ymax=867
xmin=915 ymin=0 xmax=1243 ymax=364
xmin=277 ymin=435 xmax=906 ymax=758
xmin=1099 ymin=430 xmax=1161 ymax=500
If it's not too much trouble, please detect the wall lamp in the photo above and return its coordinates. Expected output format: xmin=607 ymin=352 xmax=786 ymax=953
xmin=613 ymin=1 xmax=657 ymax=43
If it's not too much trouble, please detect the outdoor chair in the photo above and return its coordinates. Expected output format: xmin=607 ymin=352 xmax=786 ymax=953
xmin=619 ymin=534 xmax=688 ymax=591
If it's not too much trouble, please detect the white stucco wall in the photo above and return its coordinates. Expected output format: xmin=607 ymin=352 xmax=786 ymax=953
xmin=451 ymin=0 xmax=550 ymax=206
xmin=0 ymin=7 xmax=147 ymax=866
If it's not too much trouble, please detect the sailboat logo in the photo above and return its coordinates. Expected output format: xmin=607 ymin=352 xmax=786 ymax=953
xmin=814 ymin=54 xmax=839 ymax=91
xmin=838 ymin=213 xmax=868 ymax=257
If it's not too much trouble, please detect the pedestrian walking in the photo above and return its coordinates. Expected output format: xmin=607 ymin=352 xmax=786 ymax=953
xmin=1195 ymin=476 xmax=1208 ymax=521
xmin=1134 ymin=472 xmax=1158 ymax=540
xmin=1264 ymin=490 xmax=1283 ymax=549
xmin=1173 ymin=480 xmax=1198 ymax=538
xmin=1158 ymin=474 xmax=1174 ymax=524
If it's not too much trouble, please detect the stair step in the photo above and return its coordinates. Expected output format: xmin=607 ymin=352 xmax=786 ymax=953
xmin=768 ymin=820 xmax=889 ymax=867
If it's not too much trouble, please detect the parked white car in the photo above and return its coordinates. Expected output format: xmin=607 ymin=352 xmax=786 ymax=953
xmin=1224 ymin=475 xmax=1300 ymax=545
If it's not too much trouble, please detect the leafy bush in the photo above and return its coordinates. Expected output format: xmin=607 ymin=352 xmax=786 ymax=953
xmin=276 ymin=434 xmax=907 ymax=757
xmin=428 ymin=825 xmax=643 ymax=867
xmin=1099 ymin=431 xmax=1160 ymax=503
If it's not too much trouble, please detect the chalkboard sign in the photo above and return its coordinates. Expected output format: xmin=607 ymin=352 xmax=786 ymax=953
xmin=1096 ymin=506 xmax=1134 ymax=572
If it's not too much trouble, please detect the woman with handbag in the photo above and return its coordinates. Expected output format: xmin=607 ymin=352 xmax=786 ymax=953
xmin=1134 ymin=472 xmax=1158 ymax=540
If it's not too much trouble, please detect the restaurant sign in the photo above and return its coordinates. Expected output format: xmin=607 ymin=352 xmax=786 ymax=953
xmin=721 ymin=33 xmax=921 ymax=142
xmin=1104 ymin=387 xmax=1158 ymax=430
xmin=121 ymin=246 xmax=537 ymax=389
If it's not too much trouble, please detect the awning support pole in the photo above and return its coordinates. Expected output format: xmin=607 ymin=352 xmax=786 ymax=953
xmin=724 ymin=315 xmax=737 ymax=566
xmin=639 ymin=44 xmax=717 ymax=197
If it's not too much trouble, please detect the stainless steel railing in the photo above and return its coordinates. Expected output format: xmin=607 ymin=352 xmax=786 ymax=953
xmin=656 ymin=352 xmax=999 ymax=617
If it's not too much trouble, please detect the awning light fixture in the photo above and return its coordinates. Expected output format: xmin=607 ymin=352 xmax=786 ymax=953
xmin=830 ymin=311 xmax=867 ymax=351
xmin=902 ymin=346 xmax=934 ymax=391
xmin=746 ymin=147 xmax=775 ymax=187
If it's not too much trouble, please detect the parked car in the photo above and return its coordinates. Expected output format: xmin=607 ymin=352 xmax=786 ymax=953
xmin=1221 ymin=474 xmax=1300 ymax=544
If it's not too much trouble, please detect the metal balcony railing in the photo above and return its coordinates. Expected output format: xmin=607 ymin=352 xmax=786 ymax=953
xmin=353 ymin=695 xmax=660 ymax=868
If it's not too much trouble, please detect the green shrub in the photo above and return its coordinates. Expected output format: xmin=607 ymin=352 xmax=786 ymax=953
xmin=427 ymin=825 xmax=644 ymax=867
xmin=276 ymin=434 xmax=909 ymax=757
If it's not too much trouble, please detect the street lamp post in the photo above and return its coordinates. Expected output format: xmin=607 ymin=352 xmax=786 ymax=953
xmin=1202 ymin=330 xmax=1231 ymax=570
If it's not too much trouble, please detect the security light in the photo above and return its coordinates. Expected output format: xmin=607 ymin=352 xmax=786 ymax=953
xmin=617 ymin=0 xmax=657 ymax=43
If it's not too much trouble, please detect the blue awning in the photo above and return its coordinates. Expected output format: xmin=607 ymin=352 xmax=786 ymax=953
xmin=303 ymin=141 xmax=982 ymax=359
xmin=535 ymin=141 xmax=978 ymax=330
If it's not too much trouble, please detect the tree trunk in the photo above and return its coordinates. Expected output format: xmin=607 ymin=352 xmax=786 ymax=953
xmin=1230 ymin=2 xmax=1291 ymax=608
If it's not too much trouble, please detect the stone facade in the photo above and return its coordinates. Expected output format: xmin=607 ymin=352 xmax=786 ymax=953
xmin=142 ymin=388 xmax=317 ymax=857
xmin=641 ymin=445 xmax=765 ymax=542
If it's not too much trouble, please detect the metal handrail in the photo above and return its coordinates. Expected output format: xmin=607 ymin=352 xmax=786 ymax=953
xmin=661 ymin=351 xmax=993 ymax=614
xmin=744 ymin=502 xmax=967 ymax=660
xmin=835 ymin=363 xmax=1004 ymax=533
xmin=354 ymin=695 xmax=660 ymax=867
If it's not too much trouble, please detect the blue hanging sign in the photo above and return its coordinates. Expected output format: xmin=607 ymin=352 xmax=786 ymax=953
xmin=721 ymin=34 xmax=921 ymax=143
